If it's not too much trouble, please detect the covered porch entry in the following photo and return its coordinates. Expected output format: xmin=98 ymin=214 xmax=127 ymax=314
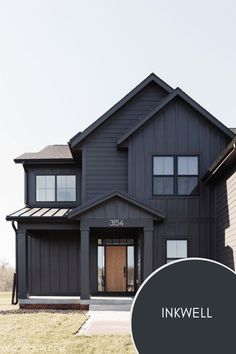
xmin=68 ymin=191 xmax=165 ymax=303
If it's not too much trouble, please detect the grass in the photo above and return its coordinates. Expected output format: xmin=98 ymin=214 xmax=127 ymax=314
xmin=0 ymin=292 xmax=135 ymax=354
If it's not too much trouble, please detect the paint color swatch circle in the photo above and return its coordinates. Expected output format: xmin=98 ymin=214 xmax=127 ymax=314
xmin=131 ymin=259 xmax=236 ymax=354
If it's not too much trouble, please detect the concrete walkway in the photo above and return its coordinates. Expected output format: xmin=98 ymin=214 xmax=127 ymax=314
xmin=77 ymin=311 xmax=131 ymax=335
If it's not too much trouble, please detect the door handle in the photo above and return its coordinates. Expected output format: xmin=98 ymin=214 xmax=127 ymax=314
xmin=124 ymin=266 xmax=126 ymax=278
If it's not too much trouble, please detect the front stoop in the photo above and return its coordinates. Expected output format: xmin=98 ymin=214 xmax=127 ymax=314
xmin=88 ymin=296 xmax=133 ymax=311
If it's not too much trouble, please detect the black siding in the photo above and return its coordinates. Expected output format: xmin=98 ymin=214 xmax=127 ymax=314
xmin=28 ymin=230 xmax=80 ymax=295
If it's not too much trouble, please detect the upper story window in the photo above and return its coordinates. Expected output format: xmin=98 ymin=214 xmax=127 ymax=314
xmin=153 ymin=156 xmax=199 ymax=196
xmin=36 ymin=175 xmax=76 ymax=202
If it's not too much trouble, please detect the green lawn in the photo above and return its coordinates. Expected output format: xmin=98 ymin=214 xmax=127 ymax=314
xmin=0 ymin=292 xmax=135 ymax=354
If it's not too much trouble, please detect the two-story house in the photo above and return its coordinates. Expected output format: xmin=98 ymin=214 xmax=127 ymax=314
xmin=6 ymin=73 xmax=235 ymax=309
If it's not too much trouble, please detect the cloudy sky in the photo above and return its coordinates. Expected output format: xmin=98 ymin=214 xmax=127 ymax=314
xmin=0 ymin=0 xmax=235 ymax=266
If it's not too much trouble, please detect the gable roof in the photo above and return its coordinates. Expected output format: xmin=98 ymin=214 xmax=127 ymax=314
xmin=69 ymin=73 xmax=173 ymax=148
xmin=68 ymin=191 xmax=165 ymax=220
xmin=14 ymin=145 xmax=73 ymax=163
xmin=118 ymin=88 xmax=234 ymax=146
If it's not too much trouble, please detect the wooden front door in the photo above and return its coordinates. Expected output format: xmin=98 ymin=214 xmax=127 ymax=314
xmin=105 ymin=246 xmax=126 ymax=292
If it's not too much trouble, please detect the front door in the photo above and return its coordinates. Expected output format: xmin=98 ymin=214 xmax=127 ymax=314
xmin=97 ymin=237 xmax=135 ymax=293
xmin=106 ymin=246 xmax=126 ymax=292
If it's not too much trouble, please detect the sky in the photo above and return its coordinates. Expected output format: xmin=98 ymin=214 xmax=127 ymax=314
xmin=0 ymin=0 xmax=236 ymax=266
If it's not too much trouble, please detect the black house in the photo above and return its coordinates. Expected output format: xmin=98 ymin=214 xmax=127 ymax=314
xmin=6 ymin=74 xmax=236 ymax=309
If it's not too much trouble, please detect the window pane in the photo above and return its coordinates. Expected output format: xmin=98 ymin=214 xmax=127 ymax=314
xmin=178 ymin=157 xmax=198 ymax=175
xmin=45 ymin=188 xmax=55 ymax=201
xmin=67 ymin=175 xmax=76 ymax=188
xmin=167 ymin=240 xmax=187 ymax=258
xmin=57 ymin=175 xmax=67 ymax=188
xmin=98 ymin=247 xmax=105 ymax=292
xmin=178 ymin=176 xmax=198 ymax=195
xmin=45 ymin=176 xmax=55 ymax=188
xmin=36 ymin=189 xmax=46 ymax=201
xmin=153 ymin=177 xmax=174 ymax=195
xmin=36 ymin=176 xmax=45 ymax=188
xmin=153 ymin=157 xmax=173 ymax=175
xmin=127 ymin=246 xmax=134 ymax=292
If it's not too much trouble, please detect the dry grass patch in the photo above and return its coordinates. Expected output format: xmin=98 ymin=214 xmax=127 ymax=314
xmin=0 ymin=293 xmax=135 ymax=354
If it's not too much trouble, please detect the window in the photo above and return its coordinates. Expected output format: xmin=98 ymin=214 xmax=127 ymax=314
xmin=166 ymin=240 xmax=188 ymax=263
xmin=36 ymin=175 xmax=76 ymax=202
xmin=153 ymin=156 xmax=199 ymax=196
xmin=177 ymin=156 xmax=198 ymax=195
xmin=36 ymin=176 xmax=55 ymax=201
xmin=153 ymin=156 xmax=174 ymax=195
xmin=57 ymin=175 xmax=76 ymax=201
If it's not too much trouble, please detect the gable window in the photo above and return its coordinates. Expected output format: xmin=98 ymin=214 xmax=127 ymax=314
xmin=166 ymin=240 xmax=188 ymax=263
xmin=153 ymin=156 xmax=174 ymax=195
xmin=36 ymin=175 xmax=76 ymax=202
xmin=153 ymin=156 xmax=199 ymax=196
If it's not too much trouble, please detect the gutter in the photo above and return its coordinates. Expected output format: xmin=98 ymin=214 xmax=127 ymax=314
xmin=202 ymin=139 xmax=236 ymax=184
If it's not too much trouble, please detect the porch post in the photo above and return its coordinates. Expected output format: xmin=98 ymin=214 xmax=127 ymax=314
xmin=80 ymin=227 xmax=90 ymax=300
xmin=143 ymin=227 xmax=154 ymax=279
xmin=17 ymin=230 xmax=28 ymax=298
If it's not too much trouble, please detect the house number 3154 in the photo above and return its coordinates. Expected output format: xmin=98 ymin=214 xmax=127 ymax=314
xmin=109 ymin=219 xmax=124 ymax=227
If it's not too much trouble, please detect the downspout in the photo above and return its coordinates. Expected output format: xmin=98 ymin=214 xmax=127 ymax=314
xmin=11 ymin=221 xmax=18 ymax=305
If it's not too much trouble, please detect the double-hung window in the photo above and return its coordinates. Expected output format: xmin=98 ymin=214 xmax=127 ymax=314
xmin=36 ymin=175 xmax=76 ymax=202
xmin=153 ymin=156 xmax=199 ymax=196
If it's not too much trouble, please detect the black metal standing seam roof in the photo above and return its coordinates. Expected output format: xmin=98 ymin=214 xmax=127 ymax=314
xmin=6 ymin=207 xmax=71 ymax=220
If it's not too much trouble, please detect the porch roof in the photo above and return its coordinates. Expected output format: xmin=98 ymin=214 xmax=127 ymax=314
xmin=68 ymin=191 xmax=165 ymax=220
xmin=6 ymin=207 xmax=71 ymax=220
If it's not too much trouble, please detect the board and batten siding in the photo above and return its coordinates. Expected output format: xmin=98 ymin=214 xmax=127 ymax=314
xmin=125 ymin=97 xmax=230 ymax=265
xmin=215 ymin=164 xmax=236 ymax=270
xmin=27 ymin=231 xmax=80 ymax=295
xmin=127 ymin=97 xmax=230 ymax=217
xmin=83 ymin=82 xmax=169 ymax=202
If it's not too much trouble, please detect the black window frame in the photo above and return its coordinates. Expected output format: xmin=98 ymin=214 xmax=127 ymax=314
xmin=35 ymin=174 xmax=77 ymax=203
xmin=152 ymin=155 xmax=199 ymax=196
xmin=166 ymin=239 xmax=189 ymax=264
xmin=152 ymin=155 xmax=175 ymax=196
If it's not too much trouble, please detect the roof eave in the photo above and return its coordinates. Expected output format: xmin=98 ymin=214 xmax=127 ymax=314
xmin=14 ymin=158 xmax=75 ymax=164
xmin=202 ymin=138 xmax=236 ymax=184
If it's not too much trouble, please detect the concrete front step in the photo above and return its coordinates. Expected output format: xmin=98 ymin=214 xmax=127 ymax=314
xmin=89 ymin=297 xmax=133 ymax=306
xmin=89 ymin=304 xmax=132 ymax=311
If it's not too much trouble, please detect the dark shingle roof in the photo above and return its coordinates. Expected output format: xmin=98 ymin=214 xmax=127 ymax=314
xmin=14 ymin=145 xmax=73 ymax=163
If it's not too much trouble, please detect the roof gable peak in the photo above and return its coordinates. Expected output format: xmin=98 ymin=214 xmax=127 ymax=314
xmin=69 ymin=73 xmax=173 ymax=148
xmin=118 ymin=88 xmax=234 ymax=145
